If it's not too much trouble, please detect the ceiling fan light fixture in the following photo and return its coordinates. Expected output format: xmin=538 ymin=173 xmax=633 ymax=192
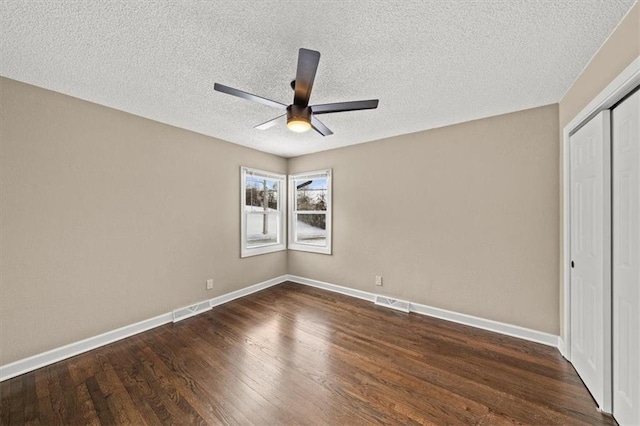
xmin=287 ymin=117 xmax=311 ymax=133
xmin=286 ymin=105 xmax=312 ymax=133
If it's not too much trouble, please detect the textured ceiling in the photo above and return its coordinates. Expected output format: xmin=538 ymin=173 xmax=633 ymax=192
xmin=1 ymin=1 xmax=636 ymax=157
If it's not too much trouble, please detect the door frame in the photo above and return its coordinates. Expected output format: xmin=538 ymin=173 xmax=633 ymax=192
xmin=562 ymin=56 xmax=640 ymax=413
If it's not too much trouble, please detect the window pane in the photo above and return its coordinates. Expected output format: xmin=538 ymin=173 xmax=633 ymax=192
xmin=246 ymin=213 xmax=278 ymax=246
xmin=295 ymin=177 xmax=327 ymax=211
xmin=245 ymin=177 xmax=279 ymax=211
xmin=296 ymin=213 xmax=326 ymax=246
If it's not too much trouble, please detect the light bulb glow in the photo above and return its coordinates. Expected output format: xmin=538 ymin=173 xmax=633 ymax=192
xmin=287 ymin=118 xmax=311 ymax=133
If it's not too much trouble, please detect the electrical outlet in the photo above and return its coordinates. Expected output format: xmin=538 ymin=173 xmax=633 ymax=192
xmin=206 ymin=279 xmax=214 ymax=290
xmin=375 ymin=276 xmax=383 ymax=286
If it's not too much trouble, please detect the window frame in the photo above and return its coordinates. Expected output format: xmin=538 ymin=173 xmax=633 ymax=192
xmin=240 ymin=166 xmax=286 ymax=258
xmin=288 ymin=169 xmax=332 ymax=254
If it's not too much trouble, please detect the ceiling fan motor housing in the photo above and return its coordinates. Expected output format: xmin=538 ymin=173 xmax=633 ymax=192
xmin=287 ymin=104 xmax=312 ymax=128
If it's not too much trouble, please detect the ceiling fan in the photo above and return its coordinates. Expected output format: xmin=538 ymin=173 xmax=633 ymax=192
xmin=214 ymin=48 xmax=379 ymax=136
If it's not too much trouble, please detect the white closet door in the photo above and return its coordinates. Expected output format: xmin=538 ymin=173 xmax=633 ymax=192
xmin=613 ymin=89 xmax=640 ymax=426
xmin=569 ymin=110 xmax=612 ymax=411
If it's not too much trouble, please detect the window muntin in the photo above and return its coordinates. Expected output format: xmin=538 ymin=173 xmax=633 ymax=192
xmin=289 ymin=170 xmax=332 ymax=254
xmin=241 ymin=167 xmax=286 ymax=257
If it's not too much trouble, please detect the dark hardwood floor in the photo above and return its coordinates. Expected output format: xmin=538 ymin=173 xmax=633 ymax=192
xmin=1 ymin=282 xmax=613 ymax=425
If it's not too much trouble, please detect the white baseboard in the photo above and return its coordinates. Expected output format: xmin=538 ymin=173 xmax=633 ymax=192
xmin=286 ymin=275 xmax=376 ymax=302
xmin=286 ymin=274 xmax=559 ymax=348
xmin=209 ymin=275 xmax=286 ymax=308
xmin=408 ymin=301 xmax=559 ymax=347
xmin=0 ymin=275 xmax=288 ymax=382
xmin=0 ymin=312 xmax=173 ymax=382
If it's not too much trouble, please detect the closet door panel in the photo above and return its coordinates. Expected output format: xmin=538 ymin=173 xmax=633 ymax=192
xmin=613 ymin=89 xmax=640 ymax=426
xmin=569 ymin=110 xmax=611 ymax=410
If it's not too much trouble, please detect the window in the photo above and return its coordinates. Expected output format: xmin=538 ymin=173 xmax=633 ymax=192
xmin=288 ymin=169 xmax=332 ymax=254
xmin=240 ymin=167 xmax=286 ymax=257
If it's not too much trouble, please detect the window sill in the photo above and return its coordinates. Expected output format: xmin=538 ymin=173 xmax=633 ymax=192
xmin=288 ymin=243 xmax=332 ymax=255
xmin=241 ymin=244 xmax=286 ymax=258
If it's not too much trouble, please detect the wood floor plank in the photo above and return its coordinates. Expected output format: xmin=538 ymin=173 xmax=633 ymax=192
xmin=85 ymin=376 xmax=116 ymax=425
xmin=100 ymin=340 xmax=174 ymax=426
xmin=131 ymin=343 xmax=206 ymax=425
xmin=8 ymin=376 xmax=24 ymax=424
xmin=174 ymin=325 xmax=325 ymax=424
xmin=96 ymin=353 xmax=148 ymax=425
xmin=72 ymin=382 xmax=100 ymax=426
xmin=274 ymin=285 xmax=605 ymax=424
xmin=0 ymin=282 xmax=615 ymax=425
xmin=241 ymin=288 xmax=554 ymax=422
xmin=223 ymin=300 xmax=489 ymax=424
xmin=149 ymin=333 xmax=264 ymax=419
xmin=20 ymin=374 xmax=38 ymax=425
xmin=205 ymin=310 xmax=412 ymax=424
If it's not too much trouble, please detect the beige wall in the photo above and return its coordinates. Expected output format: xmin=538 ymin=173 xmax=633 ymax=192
xmin=289 ymin=105 xmax=560 ymax=334
xmin=558 ymin=3 xmax=640 ymax=339
xmin=0 ymin=77 xmax=287 ymax=364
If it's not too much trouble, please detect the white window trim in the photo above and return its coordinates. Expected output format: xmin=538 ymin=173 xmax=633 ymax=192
xmin=288 ymin=169 xmax=332 ymax=255
xmin=240 ymin=167 xmax=286 ymax=258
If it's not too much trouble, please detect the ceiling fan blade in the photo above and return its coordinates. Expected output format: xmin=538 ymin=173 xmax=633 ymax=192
xmin=311 ymin=99 xmax=379 ymax=115
xmin=293 ymin=48 xmax=320 ymax=107
xmin=311 ymin=116 xmax=333 ymax=137
xmin=214 ymin=83 xmax=287 ymax=110
xmin=254 ymin=114 xmax=286 ymax=130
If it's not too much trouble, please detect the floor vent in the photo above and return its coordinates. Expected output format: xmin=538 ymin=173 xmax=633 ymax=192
xmin=172 ymin=301 xmax=212 ymax=323
xmin=374 ymin=295 xmax=410 ymax=313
